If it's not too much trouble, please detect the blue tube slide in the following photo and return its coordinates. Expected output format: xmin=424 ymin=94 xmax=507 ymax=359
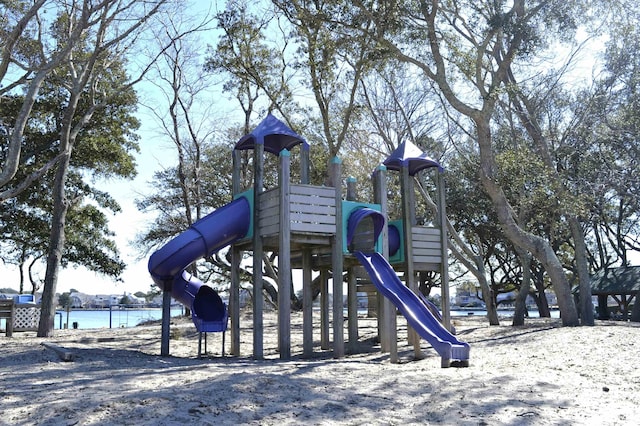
xmin=346 ymin=207 xmax=400 ymax=257
xmin=354 ymin=251 xmax=470 ymax=367
xmin=148 ymin=196 xmax=250 ymax=323
xmin=346 ymin=207 xmax=385 ymax=247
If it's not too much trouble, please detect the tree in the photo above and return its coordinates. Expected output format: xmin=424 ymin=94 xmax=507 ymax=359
xmin=273 ymin=0 xmax=378 ymax=160
xmin=144 ymin=8 xmax=218 ymax=227
xmin=0 ymin=0 xmax=81 ymax=196
xmin=0 ymin=88 xmax=130 ymax=295
xmin=583 ymin=16 xmax=640 ymax=268
xmin=33 ymin=1 xmax=170 ymax=337
xmin=357 ymin=62 xmax=503 ymax=324
xmin=0 ymin=184 xmax=127 ymax=294
xmin=204 ymin=2 xmax=312 ymax=309
xmin=135 ymin=6 xmax=281 ymax=309
xmin=137 ymin=9 xmax=219 ymax=318
xmin=327 ymin=0 xmax=583 ymax=325
xmin=135 ymin=142 xmax=235 ymax=271
xmin=1 ymin=1 xmax=168 ymax=199
xmin=58 ymin=292 xmax=72 ymax=309
xmin=207 ymin=0 xmax=300 ymax=128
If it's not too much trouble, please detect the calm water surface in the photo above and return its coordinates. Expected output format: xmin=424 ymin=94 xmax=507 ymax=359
xmin=54 ymin=307 xmax=558 ymax=330
xmin=55 ymin=307 xmax=184 ymax=330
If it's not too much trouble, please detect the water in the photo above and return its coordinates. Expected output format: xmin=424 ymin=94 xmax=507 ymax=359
xmin=450 ymin=308 xmax=561 ymax=318
xmin=54 ymin=306 xmax=184 ymax=330
xmin=354 ymin=307 xmax=560 ymax=318
xmin=53 ymin=307 xmax=558 ymax=330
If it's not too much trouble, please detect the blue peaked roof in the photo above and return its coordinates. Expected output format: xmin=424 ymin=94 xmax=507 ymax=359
xmin=383 ymin=140 xmax=443 ymax=176
xmin=234 ymin=114 xmax=308 ymax=155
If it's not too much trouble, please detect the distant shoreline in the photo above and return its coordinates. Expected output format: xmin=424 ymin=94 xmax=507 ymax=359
xmin=55 ymin=304 xmax=183 ymax=311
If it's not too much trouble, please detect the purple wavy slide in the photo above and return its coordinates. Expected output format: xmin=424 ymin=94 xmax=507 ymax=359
xmin=148 ymin=196 xmax=251 ymax=330
xmin=354 ymin=251 xmax=470 ymax=367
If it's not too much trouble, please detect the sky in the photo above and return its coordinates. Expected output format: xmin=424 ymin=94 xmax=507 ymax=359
xmin=1 ymin=118 xmax=174 ymax=296
xmin=2 ymin=0 xmax=224 ymax=296
xmin=2 ymin=10 xmax=638 ymax=297
xmin=66 ymin=113 xmax=185 ymax=296
xmin=5 ymin=107 xmax=637 ymax=297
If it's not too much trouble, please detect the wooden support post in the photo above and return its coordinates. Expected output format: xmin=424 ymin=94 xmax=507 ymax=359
xmin=230 ymin=149 xmax=242 ymax=357
xmin=331 ymin=156 xmax=344 ymax=358
xmin=320 ymin=269 xmax=330 ymax=350
xmin=161 ymin=287 xmax=172 ymax=357
xmin=401 ymin=166 xmax=422 ymax=359
xmin=346 ymin=177 xmax=358 ymax=353
xmin=278 ymin=149 xmax=292 ymax=359
xmin=230 ymin=246 xmax=241 ymax=356
xmin=302 ymin=250 xmax=313 ymax=357
xmin=301 ymin=142 xmax=314 ymax=358
xmin=347 ymin=270 xmax=357 ymax=353
xmin=373 ymin=166 xmax=397 ymax=363
xmin=253 ymin=141 xmax=264 ymax=359
xmin=300 ymin=143 xmax=310 ymax=185
xmin=436 ymin=171 xmax=451 ymax=331
xmin=0 ymin=299 xmax=14 ymax=337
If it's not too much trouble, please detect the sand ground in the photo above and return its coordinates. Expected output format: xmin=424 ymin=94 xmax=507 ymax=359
xmin=1 ymin=311 xmax=639 ymax=425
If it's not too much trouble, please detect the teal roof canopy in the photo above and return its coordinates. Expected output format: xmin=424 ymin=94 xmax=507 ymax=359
xmin=591 ymin=266 xmax=640 ymax=295
xmin=589 ymin=266 xmax=640 ymax=295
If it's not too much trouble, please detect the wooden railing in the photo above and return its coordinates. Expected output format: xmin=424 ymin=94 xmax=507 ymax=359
xmin=260 ymin=184 xmax=336 ymax=237
xmin=412 ymin=226 xmax=443 ymax=265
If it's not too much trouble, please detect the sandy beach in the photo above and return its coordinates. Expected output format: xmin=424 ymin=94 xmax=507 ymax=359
xmin=1 ymin=310 xmax=639 ymax=425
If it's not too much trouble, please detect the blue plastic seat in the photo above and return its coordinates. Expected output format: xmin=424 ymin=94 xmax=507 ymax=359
xmin=191 ymin=286 xmax=229 ymax=358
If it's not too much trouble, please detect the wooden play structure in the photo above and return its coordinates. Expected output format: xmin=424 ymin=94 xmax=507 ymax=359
xmin=225 ymin=115 xmax=452 ymax=362
xmin=151 ymin=114 xmax=465 ymax=365
xmin=370 ymin=142 xmax=452 ymax=362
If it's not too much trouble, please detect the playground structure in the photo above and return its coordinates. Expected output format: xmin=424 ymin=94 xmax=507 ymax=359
xmin=148 ymin=114 xmax=469 ymax=367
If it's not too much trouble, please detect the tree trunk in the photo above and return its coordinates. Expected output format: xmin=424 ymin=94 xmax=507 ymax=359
xmin=513 ymin=250 xmax=532 ymax=326
xmin=569 ymin=216 xmax=594 ymax=325
xmin=533 ymin=276 xmax=552 ymax=317
xmin=37 ymin=68 xmax=83 ymax=336
xmin=475 ymin=120 xmax=579 ymax=326
xmin=475 ymin=256 xmax=500 ymax=325
xmin=479 ymin=170 xmax=579 ymax=325
xmin=415 ymin=178 xmax=499 ymax=325
xmin=18 ymin=252 xmax=26 ymax=294
xmin=37 ymin=153 xmax=71 ymax=337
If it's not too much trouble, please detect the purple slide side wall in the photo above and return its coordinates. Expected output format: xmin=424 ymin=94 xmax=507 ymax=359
xmin=346 ymin=207 xmax=385 ymax=247
xmin=354 ymin=251 xmax=470 ymax=365
xmin=148 ymin=196 xmax=250 ymax=309
xmin=388 ymin=223 xmax=401 ymax=257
